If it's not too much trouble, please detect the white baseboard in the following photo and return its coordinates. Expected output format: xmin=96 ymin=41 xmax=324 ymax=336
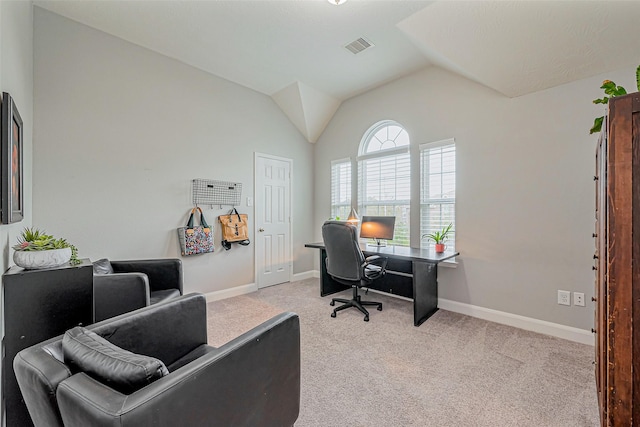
xmin=204 ymin=275 xmax=593 ymax=345
xmin=204 ymin=271 xmax=315 ymax=303
xmin=292 ymin=271 xmax=316 ymax=281
xmin=438 ymin=298 xmax=594 ymax=345
xmin=203 ymin=283 xmax=258 ymax=303
xmin=309 ymin=270 xmax=320 ymax=279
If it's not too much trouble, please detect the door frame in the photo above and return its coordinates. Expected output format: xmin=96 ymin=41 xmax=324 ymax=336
xmin=254 ymin=152 xmax=293 ymax=288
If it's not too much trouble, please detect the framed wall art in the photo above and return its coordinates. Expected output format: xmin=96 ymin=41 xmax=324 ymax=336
xmin=1 ymin=92 xmax=23 ymax=224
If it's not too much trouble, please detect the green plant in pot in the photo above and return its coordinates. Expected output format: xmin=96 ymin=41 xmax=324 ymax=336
xmin=590 ymin=65 xmax=640 ymax=134
xmin=422 ymin=223 xmax=453 ymax=253
xmin=13 ymin=227 xmax=79 ymax=269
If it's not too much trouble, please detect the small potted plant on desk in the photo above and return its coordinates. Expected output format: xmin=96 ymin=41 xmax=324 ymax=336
xmin=422 ymin=223 xmax=453 ymax=253
xmin=13 ymin=227 xmax=80 ymax=269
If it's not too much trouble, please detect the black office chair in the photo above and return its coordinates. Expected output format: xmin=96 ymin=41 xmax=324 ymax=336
xmin=322 ymin=221 xmax=388 ymax=321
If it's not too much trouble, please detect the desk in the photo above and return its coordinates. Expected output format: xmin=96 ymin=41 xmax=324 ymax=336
xmin=305 ymin=243 xmax=458 ymax=326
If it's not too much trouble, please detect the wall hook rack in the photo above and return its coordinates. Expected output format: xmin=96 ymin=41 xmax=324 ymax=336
xmin=192 ymin=179 xmax=242 ymax=207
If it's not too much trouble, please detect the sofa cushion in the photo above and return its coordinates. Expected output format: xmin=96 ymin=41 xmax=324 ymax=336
xmin=92 ymin=258 xmax=114 ymax=275
xmin=166 ymin=344 xmax=219 ymax=372
xmin=62 ymin=326 xmax=168 ymax=394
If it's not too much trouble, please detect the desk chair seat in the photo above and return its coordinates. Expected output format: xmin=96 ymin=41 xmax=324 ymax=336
xmin=322 ymin=221 xmax=388 ymax=322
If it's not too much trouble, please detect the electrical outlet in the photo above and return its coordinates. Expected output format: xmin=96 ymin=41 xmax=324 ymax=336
xmin=558 ymin=290 xmax=571 ymax=306
xmin=574 ymin=292 xmax=585 ymax=307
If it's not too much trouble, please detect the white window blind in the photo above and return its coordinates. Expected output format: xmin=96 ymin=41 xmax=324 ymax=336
xmin=420 ymin=139 xmax=456 ymax=250
xmin=330 ymin=158 xmax=352 ymax=221
xmin=357 ymin=121 xmax=411 ymax=246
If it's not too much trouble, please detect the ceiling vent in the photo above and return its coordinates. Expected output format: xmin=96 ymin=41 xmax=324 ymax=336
xmin=344 ymin=37 xmax=373 ymax=55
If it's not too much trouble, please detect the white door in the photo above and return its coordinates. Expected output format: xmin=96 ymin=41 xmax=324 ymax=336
xmin=255 ymin=154 xmax=292 ymax=288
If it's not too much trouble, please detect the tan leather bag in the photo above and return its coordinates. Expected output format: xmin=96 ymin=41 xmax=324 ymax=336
xmin=218 ymin=208 xmax=249 ymax=242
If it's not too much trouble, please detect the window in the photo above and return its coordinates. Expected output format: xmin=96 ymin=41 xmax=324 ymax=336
xmin=420 ymin=139 xmax=456 ymax=250
xmin=357 ymin=121 xmax=411 ymax=246
xmin=330 ymin=158 xmax=352 ymax=221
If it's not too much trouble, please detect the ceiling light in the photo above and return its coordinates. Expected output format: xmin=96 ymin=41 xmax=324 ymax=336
xmin=328 ymin=0 xmax=347 ymax=5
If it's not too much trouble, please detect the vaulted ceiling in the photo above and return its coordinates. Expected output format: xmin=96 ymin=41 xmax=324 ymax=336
xmin=35 ymin=0 xmax=640 ymax=142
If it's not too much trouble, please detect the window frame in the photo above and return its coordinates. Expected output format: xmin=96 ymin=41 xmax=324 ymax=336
xmin=419 ymin=138 xmax=456 ymax=251
xmin=357 ymin=121 xmax=411 ymax=246
xmin=330 ymin=157 xmax=352 ymax=221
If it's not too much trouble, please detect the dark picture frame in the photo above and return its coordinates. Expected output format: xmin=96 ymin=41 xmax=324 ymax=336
xmin=1 ymin=92 xmax=23 ymax=224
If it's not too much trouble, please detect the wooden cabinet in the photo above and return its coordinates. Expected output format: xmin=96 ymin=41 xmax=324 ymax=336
xmin=594 ymin=92 xmax=640 ymax=426
xmin=2 ymin=259 xmax=93 ymax=426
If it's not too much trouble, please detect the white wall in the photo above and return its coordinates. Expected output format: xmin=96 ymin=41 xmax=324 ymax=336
xmin=313 ymin=64 xmax=637 ymax=331
xmin=0 ymin=2 xmax=33 ymax=423
xmin=0 ymin=1 xmax=33 ymax=273
xmin=32 ymin=8 xmax=314 ymax=295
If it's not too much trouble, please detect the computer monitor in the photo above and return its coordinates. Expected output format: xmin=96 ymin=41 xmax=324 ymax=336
xmin=360 ymin=216 xmax=396 ymax=246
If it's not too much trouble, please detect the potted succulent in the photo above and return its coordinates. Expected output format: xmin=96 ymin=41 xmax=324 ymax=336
xmin=422 ymin=223 xmax=453 ymax=253
xmin=13 ymin=227 xmax=79 ymax=269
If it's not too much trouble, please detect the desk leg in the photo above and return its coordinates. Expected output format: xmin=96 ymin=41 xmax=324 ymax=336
xmin=318 ymin=249 xmax=350 ymax=297
xmin=413 ymin=261 xmax=438 ymax=326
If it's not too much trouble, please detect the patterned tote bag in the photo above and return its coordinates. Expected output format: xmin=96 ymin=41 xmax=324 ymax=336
xmin=177 ymin=207 xmax=214 ymax=256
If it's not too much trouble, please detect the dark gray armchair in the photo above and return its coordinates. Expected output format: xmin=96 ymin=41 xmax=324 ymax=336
xmin=14 ymin=293 xmax=301 ymax=427
xmin=92 ymin=258 xmax=183 ymax=322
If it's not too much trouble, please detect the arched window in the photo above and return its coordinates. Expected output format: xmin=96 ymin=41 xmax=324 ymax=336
xmin=357 ymin=121 xmax=410 ymax=246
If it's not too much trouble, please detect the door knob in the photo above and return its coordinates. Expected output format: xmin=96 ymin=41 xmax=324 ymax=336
xmin=259 ymin=228 xmax=265 ymax=232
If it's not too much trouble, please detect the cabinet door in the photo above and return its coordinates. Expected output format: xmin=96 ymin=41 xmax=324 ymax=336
xmin=594 ymin=134 xmax=607 ymax=424
xmin=2 ymin=260 xmax=93 ymax=427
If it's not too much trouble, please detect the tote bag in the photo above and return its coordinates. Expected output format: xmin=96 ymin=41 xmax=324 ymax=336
xmin=177 ymin=207 xmax=214 ymax=256
xmin=218 ymin=208 xmax=249 ymax=243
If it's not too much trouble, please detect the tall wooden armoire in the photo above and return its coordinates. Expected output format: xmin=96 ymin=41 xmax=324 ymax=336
xmin=594 ymin=92 xmax=640 ymax=426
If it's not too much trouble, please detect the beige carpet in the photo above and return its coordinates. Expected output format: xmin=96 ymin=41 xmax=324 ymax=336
xmin=206 ymin=279 xmax=599 ymax=427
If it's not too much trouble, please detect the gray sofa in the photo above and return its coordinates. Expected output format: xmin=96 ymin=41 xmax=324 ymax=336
xmin=14 ymin=293 xmax=301 ymax=427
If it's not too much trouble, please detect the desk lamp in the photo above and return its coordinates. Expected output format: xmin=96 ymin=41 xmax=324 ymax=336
xmin=346 ymin=208 xmax=359 ymax=224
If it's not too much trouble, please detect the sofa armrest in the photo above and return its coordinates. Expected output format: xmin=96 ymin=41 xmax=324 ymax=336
xmin=56 ymin=312 xmax=301 ymax=427
xmin=14 ymin=343 xmax=73 ymax=427
xmin=110 ymin=259 xmax=183 ymax=294
xmin=93 ymin=273 xmax=150 ymax=322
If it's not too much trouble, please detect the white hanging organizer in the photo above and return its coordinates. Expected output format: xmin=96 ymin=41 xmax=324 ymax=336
xmin=192 ymin=179 xmax=242 ymax=208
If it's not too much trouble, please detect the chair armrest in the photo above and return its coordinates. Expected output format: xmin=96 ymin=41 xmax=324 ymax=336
xmin=56 ymin=312 xmax=301 ymax=427
xmin=110 ymin=259 xmax=183 ymax=294
xmin=93 ymin=273 xmax=150 ymax=322
xmin=364 ymin=255 xmax=388 ymax=270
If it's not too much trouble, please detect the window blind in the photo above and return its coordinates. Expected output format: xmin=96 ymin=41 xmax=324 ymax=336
xmin=420 ymin=140 xmax=456 ymax=250
xmin=330 ymin=159 xmax=352 ymax=221
xmin=358 ymin=150 xmax=411 ymax=246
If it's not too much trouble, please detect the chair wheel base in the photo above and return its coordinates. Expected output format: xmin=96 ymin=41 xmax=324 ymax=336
xmin=377 ymin=306 xmax=382 ymax=311
xmin=330 ymin=301 xmax=335 ymax=306
xmin=331 ymin=312 xmax=336 ymax=318
xmin=364 ymin=316 xmax=369 ymax=322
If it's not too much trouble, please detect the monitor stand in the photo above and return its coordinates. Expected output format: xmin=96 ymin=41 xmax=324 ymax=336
xmin=367 ymin=238 xmax=387 ymax=247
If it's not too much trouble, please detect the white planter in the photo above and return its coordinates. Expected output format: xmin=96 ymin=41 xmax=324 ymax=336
xmin=13 ymin=247 xmax=72 ymax=269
